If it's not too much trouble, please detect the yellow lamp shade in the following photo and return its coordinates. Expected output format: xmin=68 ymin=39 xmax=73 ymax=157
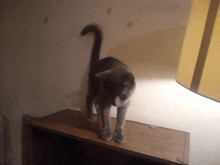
xmin=176 ymin=0 xmax=220 ymax=102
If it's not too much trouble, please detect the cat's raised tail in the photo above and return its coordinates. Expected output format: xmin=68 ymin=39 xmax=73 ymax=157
xmin=80 ymin=24 xmax=103 ymax=67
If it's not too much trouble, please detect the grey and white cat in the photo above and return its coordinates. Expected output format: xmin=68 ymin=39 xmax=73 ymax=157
xmin=81 ymin=24 xmax=136 ymax=143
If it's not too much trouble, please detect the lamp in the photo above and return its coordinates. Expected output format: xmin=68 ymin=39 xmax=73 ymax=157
xmin=176 ymin=0 xmax=220 ymax=102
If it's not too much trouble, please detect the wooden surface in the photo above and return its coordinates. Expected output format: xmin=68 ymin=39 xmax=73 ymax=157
xmin=22 ymin=109 xmax=190 ymax=165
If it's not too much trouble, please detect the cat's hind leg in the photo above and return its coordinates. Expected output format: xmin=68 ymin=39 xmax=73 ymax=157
xmin=86 ymin=94 xmax=96 ymax=122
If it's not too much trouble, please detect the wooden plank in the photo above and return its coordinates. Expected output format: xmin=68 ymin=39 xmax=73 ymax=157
xmin=22 ymin=109 xmax=190 ymax=165
xmin=183 ymin=133 xmax=190 ymax=164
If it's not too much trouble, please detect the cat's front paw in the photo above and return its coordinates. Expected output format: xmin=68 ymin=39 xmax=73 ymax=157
xmin=113 ymin=131 xmax=125 ymax=143
xmin=101 ymin=129 xmax=112 ymax=141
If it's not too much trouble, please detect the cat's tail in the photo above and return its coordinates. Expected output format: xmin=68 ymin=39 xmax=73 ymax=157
xmin=81 ymin=24 xmax=103 ymax=67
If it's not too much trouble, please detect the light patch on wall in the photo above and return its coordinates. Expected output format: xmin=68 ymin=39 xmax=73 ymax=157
xmin=164 ymin=79 xmax=220 ymax=113
xmin=127 ymin=78 xmax=220 ymax=129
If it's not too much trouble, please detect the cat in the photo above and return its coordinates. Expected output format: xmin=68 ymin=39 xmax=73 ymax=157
xmin=81 ymin=24 xmax=136 ymax=143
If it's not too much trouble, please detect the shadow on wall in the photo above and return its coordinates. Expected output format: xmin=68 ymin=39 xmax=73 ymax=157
xmin=64 ymin=66 xmax=89 ymax=112
xmin=107 ymin=26 xmax=187 ymax=79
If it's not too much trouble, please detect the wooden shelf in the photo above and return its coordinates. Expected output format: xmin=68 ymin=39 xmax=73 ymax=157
xmin=22 ymin=109 xmax=189 ymax=165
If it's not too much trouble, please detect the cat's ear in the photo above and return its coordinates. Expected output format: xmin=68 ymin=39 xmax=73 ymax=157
xmin=95 ymin=70 xmax=113 ymax=79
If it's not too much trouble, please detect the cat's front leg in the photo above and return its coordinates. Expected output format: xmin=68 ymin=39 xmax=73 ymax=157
xmin=100 ymin=104 xmax=112 ymax=141
xmin=113 ymin=102 xmax=129 ymax=143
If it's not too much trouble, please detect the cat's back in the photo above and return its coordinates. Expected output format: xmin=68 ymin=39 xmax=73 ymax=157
xmin=94 ymin=56 xmax=128 ymax=73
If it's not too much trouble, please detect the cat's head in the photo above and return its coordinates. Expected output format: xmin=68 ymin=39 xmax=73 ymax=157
xmin=95 ymin=66 xmax=136 ymax=107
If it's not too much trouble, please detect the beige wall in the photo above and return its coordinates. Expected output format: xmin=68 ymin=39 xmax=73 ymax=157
xmin=1 ymin=0 xmax=220 ymax=164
